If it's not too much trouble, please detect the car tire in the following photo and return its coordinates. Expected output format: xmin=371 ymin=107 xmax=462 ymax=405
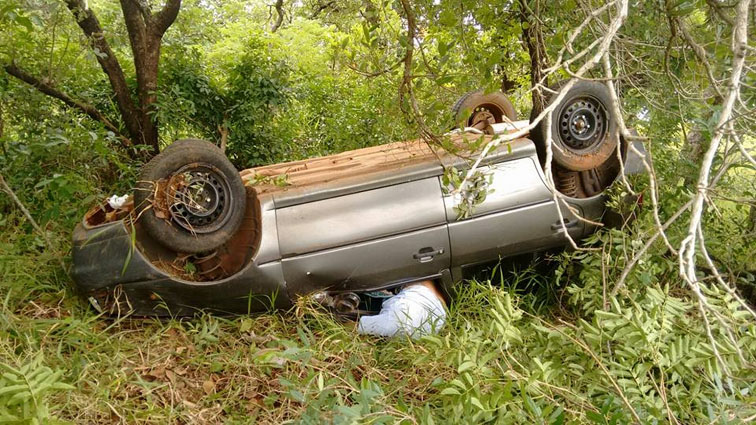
xmin=134 ymin=139 xmax=246 ymax=254
xmin=530 ymin=80 xmax=619 ymax=172
xmin=453 ymin=90 xmax=517 ymax=130
xmin=162 ymin=138 xmax=221 ymax=153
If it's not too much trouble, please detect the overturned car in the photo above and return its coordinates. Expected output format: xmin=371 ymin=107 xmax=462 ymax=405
xmin=72 ymin=81 xmax=646 ymax=315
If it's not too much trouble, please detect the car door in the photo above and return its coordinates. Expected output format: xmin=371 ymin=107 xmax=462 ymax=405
xmin=444 ymin=156 xmax=584 ymax=270
xmin=277 ymin=177 xmax=450 ymax=296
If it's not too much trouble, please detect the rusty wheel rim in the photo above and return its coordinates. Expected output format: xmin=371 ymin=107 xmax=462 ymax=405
xmin=467 ymin=103 xmax=507 ymax=129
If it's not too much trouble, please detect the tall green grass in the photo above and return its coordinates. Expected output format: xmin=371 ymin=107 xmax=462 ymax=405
xmin=1 ymin=209 xmax=754 ymax=423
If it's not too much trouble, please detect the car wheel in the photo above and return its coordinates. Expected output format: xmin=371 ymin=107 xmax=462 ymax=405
xmin=453 ymin=90 xmax=517 ymax=130
xmin=134 ymin=139 xmax=246 ymax=254
xmin=530 ymin=80 xmax=619 ymax=172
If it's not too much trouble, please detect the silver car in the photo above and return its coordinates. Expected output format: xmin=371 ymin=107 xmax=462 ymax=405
xmin=72 ymin=81 xmax=645 ymax=315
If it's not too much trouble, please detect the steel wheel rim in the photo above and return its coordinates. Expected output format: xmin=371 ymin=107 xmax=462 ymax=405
xmin=167 ymin=163 xmax=234 ymax=233
xmin=558 ymin=96 xmax=607 ymax=151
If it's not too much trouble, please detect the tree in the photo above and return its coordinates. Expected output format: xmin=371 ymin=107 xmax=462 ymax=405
xmin=2 ymin=0 xmax=182 ymax=157
xmin=270 ymin=0 xmax=286 ymax=32
xmin=518 ymin=0 xmax=549 ymax=115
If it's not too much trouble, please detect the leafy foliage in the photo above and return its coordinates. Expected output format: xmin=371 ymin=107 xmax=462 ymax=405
xmin=0 ymin=356 xmax=75 ymax=424
xmin=0 ymin=0 xmax=754 ymax=423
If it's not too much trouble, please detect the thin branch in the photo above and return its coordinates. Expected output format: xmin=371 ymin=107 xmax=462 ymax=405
xmin=613 ymin=200 xmax=694 ymax=297
xmin=3 ymin=62 xmax=132 ymax=149
xmin=0 ymin=173 xmax=66 ymax=272
xmin=601 ymin=53 xmax=636 ymax=195
xmin=678 ymin=0 xmax=751 ymax=378
xmin=346 ymin=57 xmax=403 ymax=77
xmin=674 ymin=16 xmax=724 ymax=100
xmin=309 ymin=0 xmax=337 ymax=19
xmin=397 ymin=0 xmax=437 ymax=142
xmin=545 ymin=1 xmax=617 ymax=75
xmin=555 ymin=319 xmax=643 ymax=424
xmin=706 ymin=0 xmax=735 ymax=25
xmin=697 ymin=232 xmax=756 ymax=320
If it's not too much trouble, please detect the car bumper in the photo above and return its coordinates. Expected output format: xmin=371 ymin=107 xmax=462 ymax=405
xmin=72 ymin=221 xmax=291 ymax=315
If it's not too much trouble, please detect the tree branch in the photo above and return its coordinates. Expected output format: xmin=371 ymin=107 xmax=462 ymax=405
xmin=153 ymin=0 xmax=181 ymax=36
xmin=674 ymin=16 xmax=723 ymax=101
xmin=271 ymin=0 xmax=285 ymax=32
xmin=0 ymin=173 xmax=67 ymax=272
xmin=360 ymin=0 xmax=379 ymax=27
xmin=310 ymin=0 xmax=336 ymax=19
xmin=62 ymin=0 xmax=141 ymax=143
xmin=706 ymin=0 xmax=734 ymax=25
xmin=133 ymin=0 xmax=154 ymax=26
xmin=0 ymin=100 xmax=6 ymax=158
xmin=3 ymin=63 xmax=132 ymax=148
xmin=120 ymin=0 xmax=148 ymax=57
xmin=678 ymin=0 xmax=751 ymax=378
xmin=397 ymin=0 xmax=438 ymax=143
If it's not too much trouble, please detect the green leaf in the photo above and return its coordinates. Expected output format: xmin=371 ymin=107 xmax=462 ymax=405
xmin=439 ymin=387 xmax=461 ymax=396
xmin=458 ymin=361 xmax=476 ymax=373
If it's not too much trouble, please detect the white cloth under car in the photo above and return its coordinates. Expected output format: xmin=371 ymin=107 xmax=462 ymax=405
xmin=357 ymin=284 xmax=447 ymax=338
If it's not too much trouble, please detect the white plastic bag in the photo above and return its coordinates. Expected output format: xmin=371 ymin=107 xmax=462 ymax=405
xmin=357 ymin=283 xmax=446 ymax=339
xmin=107 ymin=194 xmax=129 ymax=209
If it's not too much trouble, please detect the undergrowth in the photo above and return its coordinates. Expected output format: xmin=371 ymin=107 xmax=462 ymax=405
xmin=1 ymin=204 xmax=755 ymax=424
xmin=2 ymin=2 xmax=755 ymax=422
xmin=0 ymin=111 xmax=754 ymax=423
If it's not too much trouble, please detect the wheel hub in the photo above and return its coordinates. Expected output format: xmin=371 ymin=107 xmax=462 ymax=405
xmin=168 ymin=164 xmax=231 ymax=233
xmin=559 ymin=98 xmax=606 ymax=150
xmin=470 ymin=109 xmax=495 ymax=129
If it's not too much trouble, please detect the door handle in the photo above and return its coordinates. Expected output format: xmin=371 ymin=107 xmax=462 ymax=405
xmin=413 ymin=248 xmax=445 ymax=263
xmin=551 ymin=218 xmax=579 ymax=231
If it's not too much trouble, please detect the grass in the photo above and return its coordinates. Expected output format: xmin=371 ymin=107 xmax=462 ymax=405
xmin=1 ymin=206 xmax=756 ymax=424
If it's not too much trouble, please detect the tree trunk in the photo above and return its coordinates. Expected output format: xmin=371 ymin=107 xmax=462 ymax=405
xmin=0 ymin=99 xmax=6 ymax=158
xmin=501 ymin=73 xmax=518 ymax=93
xmin=133 ymin=34 xmax=162 ymax=153
xmin=271 ymin=0 xmax=285 ymax=32
xmin=120 ymin=0 xmax=181 ymax=154
xmin=218 ymin=123 xmax=229 ymax=153
xmin=519 ymin=0 xmax=549 ymax=116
